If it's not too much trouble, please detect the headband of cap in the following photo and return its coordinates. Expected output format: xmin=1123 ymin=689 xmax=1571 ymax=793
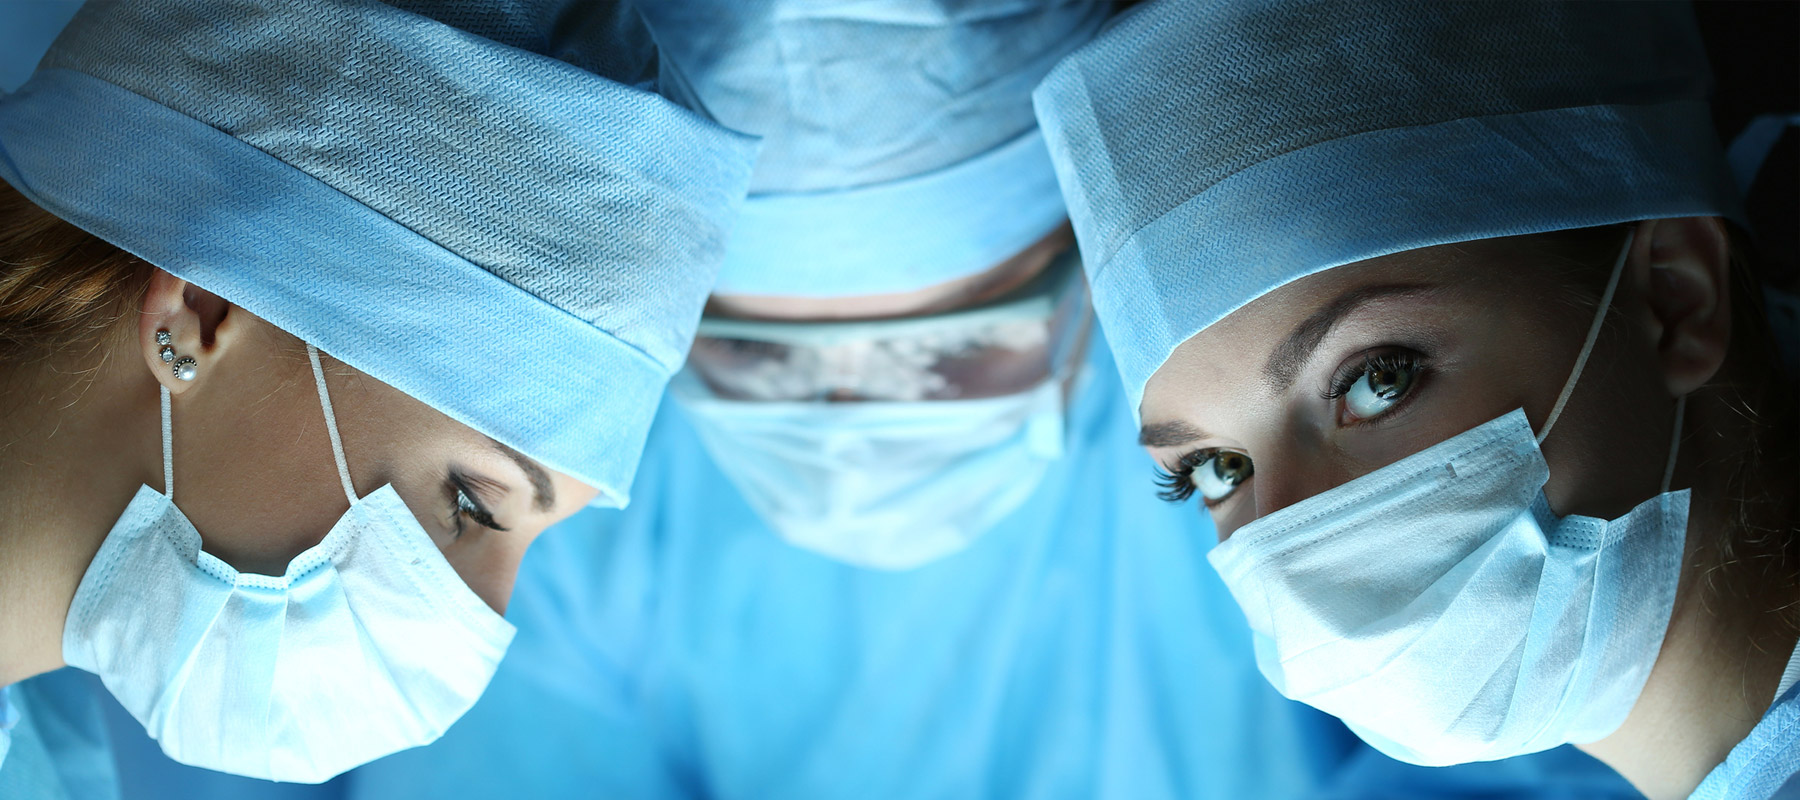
xmin=635 ymin=0 xmax=1107 ymax=298
xmin=1034 ymin=0 xmax=1743 ymax=418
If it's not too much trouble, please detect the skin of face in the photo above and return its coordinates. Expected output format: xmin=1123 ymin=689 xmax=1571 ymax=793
xmin=1140 ymin=221 xmax=1715 ymax=540
xmin=133 ymin=270 xmax=601 ymax=607
xmin=1137 ymin=216 xmax=1789 ymax=800
xmin=706 ymin=223 xmax=1075 ymax=322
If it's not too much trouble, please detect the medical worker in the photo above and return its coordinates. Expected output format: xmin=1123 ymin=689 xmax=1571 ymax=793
xmin=337 ymin=2 xmax=1641 ymax=798
xmin=0 ymin=0 xmax=755 ymax=793
xmin=1035 ymin=1 xmax=1797 ymax=799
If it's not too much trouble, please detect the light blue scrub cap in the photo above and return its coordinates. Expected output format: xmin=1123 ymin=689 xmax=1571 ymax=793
xmin=635 ymin=0 xmax=1109 ymax=298
xmin=0 ymin=0 xmax=759 ymax=505
xmin=1034 ymin=0 xmax=1744 ymax=418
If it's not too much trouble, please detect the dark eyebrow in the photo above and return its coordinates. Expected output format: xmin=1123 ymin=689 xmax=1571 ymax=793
xmin=1261 ymin=284 xmax=1438 ymax=393
xmin=1139 ymin=419 xmax=1212 ymax=449
xmin=490 ymin=439 xmax=556 ymax=512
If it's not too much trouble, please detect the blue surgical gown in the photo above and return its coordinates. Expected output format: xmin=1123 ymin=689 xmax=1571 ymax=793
xmin=323 ymin=337 xmax=1640 ymax=800
xmin=0 ymin=669 xmax=119 ymax=800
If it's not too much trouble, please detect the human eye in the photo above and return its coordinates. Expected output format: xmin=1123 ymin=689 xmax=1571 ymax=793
xmin=1154 ymin=449 xmax=1254 ymax=507
xmin=445 ymin=472 xmax=509 ymax=537
xmin=1322 ymin=348 xmax=1427 ymax=424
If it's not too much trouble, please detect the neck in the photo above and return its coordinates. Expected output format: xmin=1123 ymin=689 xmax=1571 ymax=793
xmin=0 ymin=334 xmax=160 ymax=686
xmin=1581 ymin=388 xmax=1800 ymax=799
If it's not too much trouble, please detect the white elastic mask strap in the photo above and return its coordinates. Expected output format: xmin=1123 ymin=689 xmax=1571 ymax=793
xmin=1537 ymin=227 xmax=1638 ymax=445
xmin=308 ymin=345 xmax=359 ymax=504
xmin=1660 ymin=395 xmax=1686 ymax=494
xmin=161 ymin=384 xmax=174 ymax=499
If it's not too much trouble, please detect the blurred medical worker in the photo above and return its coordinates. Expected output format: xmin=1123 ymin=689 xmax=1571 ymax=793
xmin=1036 ymin=1 xmax=1796 ymax=798
xmin=340 ymin=2 xmax=1641 ymax=798
xmin=0 ymin=0 xmax=755 ymax=793
xmin=640 ymin=0 xmax=1107 ymax=570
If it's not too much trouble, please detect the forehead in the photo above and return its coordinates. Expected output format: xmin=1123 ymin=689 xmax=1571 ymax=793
xmin=1138 ymin=240 xmax=1530 ymax=423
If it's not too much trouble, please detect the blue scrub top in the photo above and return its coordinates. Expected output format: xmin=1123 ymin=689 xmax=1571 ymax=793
xmin=1 ymin=685 xmax=15 ymax=770
xmin=1691 ymin=681 xmax=1800 ymax=800
xmin=327 ymin=335 xmax=1638 ymax=800
xmin=0 ymin=670 xmax=120 ymax=800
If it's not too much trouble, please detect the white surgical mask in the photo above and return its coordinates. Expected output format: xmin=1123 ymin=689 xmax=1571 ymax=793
xmin=1207 ymin=228 xmax=1691 ymax=766
xmin=61 ymin=346 xmax=515 ymax=783
xmin=676 ymin=251 xmax=1090 ymax=570
xmin=672 ymin=368 xmax=1072 ymax=570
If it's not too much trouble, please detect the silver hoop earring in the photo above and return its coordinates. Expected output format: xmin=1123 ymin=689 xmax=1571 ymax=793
xmin=173 ymin=356 xmax=198 ymax=382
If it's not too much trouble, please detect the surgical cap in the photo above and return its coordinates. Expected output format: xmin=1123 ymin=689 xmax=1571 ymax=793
xmin=0 ymin=0 xmax=758 ymax=506
xmin=1034 ymin=0 xmax=1744 ymax=418
xmin=636 ymin=0 xmax=1108 ymax=298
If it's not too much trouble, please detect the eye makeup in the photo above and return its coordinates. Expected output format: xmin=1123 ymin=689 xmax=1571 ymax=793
xmin=1154 ymin=448 xmax=1254 ymax=507
xmin=445 ymin=471 xmax=509 ymax=537
xmin=1320 ymin=346 xmax=1431 ymax=426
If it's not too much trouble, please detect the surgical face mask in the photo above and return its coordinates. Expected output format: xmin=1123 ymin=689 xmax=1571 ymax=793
xmin=62 ymin=346 xmax=514 ymax=783
xmin=1207 ymin=228 xmax=1691 ymax=766
xmin=674 ymin=251 xmax=1091 ymax=570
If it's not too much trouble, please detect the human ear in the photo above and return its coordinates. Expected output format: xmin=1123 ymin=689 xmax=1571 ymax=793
xmin=137 ymin=270 xmax=240 ymax=396
xmin=1626 ymin=217 xmax=1732 ymax=397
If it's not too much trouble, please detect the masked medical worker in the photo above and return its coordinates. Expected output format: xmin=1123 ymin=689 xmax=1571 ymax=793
xmin=337 ymin=2 xmax=1640 ymax=799
xmin=0 ymin=0 xmax=755 ymax=792
xmin=1036 ymin=1 xmax=1797 ymax=799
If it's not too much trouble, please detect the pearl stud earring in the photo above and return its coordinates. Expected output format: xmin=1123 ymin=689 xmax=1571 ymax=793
xmin=173 ymin=356 xmax=197 ymax=382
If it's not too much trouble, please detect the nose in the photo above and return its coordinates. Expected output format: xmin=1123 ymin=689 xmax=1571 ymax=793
xmin=442 ymin=534 xmax=531 ymax=616
xmin=1238 ymin=440 xmax=1357 ymax=536
xmin=479 ymin=563 xmax=520 ymax=616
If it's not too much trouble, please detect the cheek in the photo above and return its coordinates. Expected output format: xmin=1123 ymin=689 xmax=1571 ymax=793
xmin=1535 ymin=335 xmax=1676 ymax=519
xmin=437 ymin=528 xmax=536 ymax=615
xmin=174 ymin=401 xmax=358 ymax=575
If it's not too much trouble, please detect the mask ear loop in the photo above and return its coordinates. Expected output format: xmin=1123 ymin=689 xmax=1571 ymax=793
xmin=1660 ymin=396 xmax=1686 ymax=494
xmin=307 ymin=345 xmax=359 ymax=505
xmin=161 ymin=385 xmax=174 ymax=499
xmin=1537 ymin=227 xmax=1638 ymax=445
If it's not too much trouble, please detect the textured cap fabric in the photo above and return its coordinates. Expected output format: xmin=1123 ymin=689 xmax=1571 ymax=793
xmin=1034 ymin=0 xmax=1744 ymax=419
xmin=0 ymin=0 xmax=759 ymax=505
xmin=635 ymin=0 xmax=1108 ymax=297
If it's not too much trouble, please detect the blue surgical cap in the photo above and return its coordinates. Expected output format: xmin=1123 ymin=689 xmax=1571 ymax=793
xmin=1034 ymin=0 xmax=1744 ymax=419
xmin=636 ymin=0 xmax=1109 ymax=298
xmin=0 ymin=0 xmax=759 ymax=506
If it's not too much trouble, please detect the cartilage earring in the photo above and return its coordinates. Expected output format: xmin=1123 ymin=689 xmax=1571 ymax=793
xmin=155 ymin=330 xmax=176 ymax=363
xmin=173 ymin=356 xmax=197 ymax=382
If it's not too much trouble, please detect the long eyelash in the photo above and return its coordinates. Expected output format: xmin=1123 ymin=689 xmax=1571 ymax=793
xmin=1153 ymin=449 xmax=1213 ymax=503
xmin=1321 ymin=350 xmax=1422 ymax=400
xmin=449 ymin=473 xmax=506 ymax=535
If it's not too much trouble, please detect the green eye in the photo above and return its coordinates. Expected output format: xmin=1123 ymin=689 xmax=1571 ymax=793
xmin=1156 ymin=449 xmax=1253 ymax=506
xmin=1194 ymin=451 xmax=1253 ymax=503
xmin=1332 ymin=352 xmax=1422 ymax=422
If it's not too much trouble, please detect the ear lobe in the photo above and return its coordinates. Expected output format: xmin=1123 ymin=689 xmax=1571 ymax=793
xmin=1631 ymin=217 xmax=1732 ymax=397
xmin=137 ymin=270 xmax=240 ymax=395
